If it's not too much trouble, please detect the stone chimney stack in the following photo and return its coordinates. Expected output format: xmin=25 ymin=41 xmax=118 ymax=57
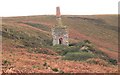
xmin=56 ymin=7 xmax=61 ymax=17
xmin=52 ymin=6 xmax=69 ymax=46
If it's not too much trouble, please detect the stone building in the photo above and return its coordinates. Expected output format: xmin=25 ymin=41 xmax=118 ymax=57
xmin=52 ymin=7 xmax=69 ymax=46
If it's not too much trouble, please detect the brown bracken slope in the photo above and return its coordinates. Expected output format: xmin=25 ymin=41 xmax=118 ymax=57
xmin=2 ymin=15 xmax=118 ymax=73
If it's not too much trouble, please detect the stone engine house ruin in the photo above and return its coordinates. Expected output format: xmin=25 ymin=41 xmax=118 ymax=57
xmin=52 ymin=7 xmax=69 ymax=46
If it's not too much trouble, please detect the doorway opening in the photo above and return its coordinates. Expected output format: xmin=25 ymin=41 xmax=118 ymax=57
xmin=59 ymin=38 xmax=63 ymax=44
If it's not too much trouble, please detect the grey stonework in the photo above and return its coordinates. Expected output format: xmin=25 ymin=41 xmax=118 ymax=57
xmin=52 ymin=26 xmax=69 ymax=46
xmin=52 ymin=7 xmax=69 ymax=46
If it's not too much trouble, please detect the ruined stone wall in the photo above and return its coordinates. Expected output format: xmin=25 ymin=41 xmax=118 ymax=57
xmin=52 ymin=7 xmax=69 ymax=46
xmin=52 ymin=27 xmax=69 ymax=46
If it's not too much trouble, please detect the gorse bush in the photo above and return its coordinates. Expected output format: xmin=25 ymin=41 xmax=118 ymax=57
xmin=52 ymin=40 xmax=95 ymax=56
xmin=51 ymin=68 xmax=59 ymax=72
xmin=86 ymin=58 xmax=109 ymax=66
xmin=53 ymin=42 xmax=117 ymax=65
xmin=62 ymin=52 xmax=98 ymax=61
xmin=2 ymin=59 xmax=11 ymax=66
xmin=108 ymin=58 xmax=117 ymax=65
xmin=53 ymin=45 xmax=79 ymax=55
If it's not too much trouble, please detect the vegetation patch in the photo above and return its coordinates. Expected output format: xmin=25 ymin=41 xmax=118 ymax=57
xmin=63 ymin=52 xmax=98 ymax=61
xmin=27 ymin=48 xmax=57 ymax=55
xmin=53 ymin=40 xmax=117 ymax=65
xmin=2 ymin=59 xmax=11 ymax=66
xmin=86 ymin=58 xmax=109 ymax=66
xmin=2 ymin=26 xmax=52 ymax=48
xmin=108 ymin=58 xmax=117 ymax=65
xmin=51 ymin=68 xmax=59 ymax=72
xmin=32 ymin=65 xmax=39 ymax=68
xmin=53 ymin=45 xmax=79 ymax=56
xmin=24 ymin=22 xmax=50 ymax=31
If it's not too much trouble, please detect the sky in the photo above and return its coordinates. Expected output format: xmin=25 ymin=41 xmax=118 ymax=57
xmin=0 ymin=0 xmax=120 ymax=17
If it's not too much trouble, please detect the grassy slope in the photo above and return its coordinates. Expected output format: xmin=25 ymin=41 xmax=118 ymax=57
xmin=2 ymin=15 xmax=118 ymax=73
xmin=3 ymin=15 xmax=118 ymax=56
xmin=3 ymin=15 xmax=118 ymax=45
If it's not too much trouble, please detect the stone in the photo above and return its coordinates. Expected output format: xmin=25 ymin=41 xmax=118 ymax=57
xmin=52 ymin=7 xmax=69 ymax=46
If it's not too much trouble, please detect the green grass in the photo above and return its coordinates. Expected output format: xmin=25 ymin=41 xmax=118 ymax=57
xmin=52 ymin=40 xmax=94 ymax=56
xmin=2 ymin=23 xmax=52 ymax=48
xmin=24 ymin=22 xmax=50 ymax=31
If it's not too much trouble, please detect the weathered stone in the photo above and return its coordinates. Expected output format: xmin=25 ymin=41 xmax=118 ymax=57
xmin=52 ymin=7 xmax=69 ymax=46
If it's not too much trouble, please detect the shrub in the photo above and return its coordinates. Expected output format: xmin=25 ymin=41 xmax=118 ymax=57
xmin=63 ymin=52 xmax=98 ymax=61
xmin=108 ymin=58 xmax=117 ymax=65
xmin=86 ymin=58 xmax=109 ymax=66
xmin=51 ymin=68 xmax=64 ymax=73
xmin=51 ymin=68 xmax=59 ymax=72
xmin=69 ymin=43 xmax=77 ymax=46
xmin=32 ymin=65 xmax=39 ymax=68
xmin=43 ymin=62 xmax=47 ymax=66
xmin=94 ymin=49 xmax=108 ymax=57
xmin=76 ymin=40 xmax=91 ymax=47
xmin=2 ymin=60 xmax=11 ymax=66
xmin=53 ymin=45 xmax=79 ymax=56
xmin=93 ymin=49 xmax=118 ymax=65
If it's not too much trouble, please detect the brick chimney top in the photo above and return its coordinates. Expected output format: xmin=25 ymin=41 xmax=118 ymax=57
xmin=56 ymin=7 xmax=61 ymax=17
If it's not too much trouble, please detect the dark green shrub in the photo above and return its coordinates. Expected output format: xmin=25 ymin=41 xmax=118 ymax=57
xmin=108 ymin=58 xmax=117 ymax=65
xmin=43 ymin=62 xmax=47 ymax=66
xmin=69 ymin=43 xmax=77 ymax=46
xmin=2 ymin=60 xmax=11 ymax=66
xmin=95 ymin=50 xmax=108 ymax=56
xmin=53 ymin=45 xmax=79 ymax=56
xmin=63 ymin=52 xmax=98 ymax=61
xmin=84 ymin=40 xmax=91 ymax=44
xmin=52 ymin=68 xmax=59 ymax=72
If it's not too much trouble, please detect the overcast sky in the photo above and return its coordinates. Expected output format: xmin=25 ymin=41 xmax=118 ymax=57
xmin=0 ymin=0 xmax=119 ymax=17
